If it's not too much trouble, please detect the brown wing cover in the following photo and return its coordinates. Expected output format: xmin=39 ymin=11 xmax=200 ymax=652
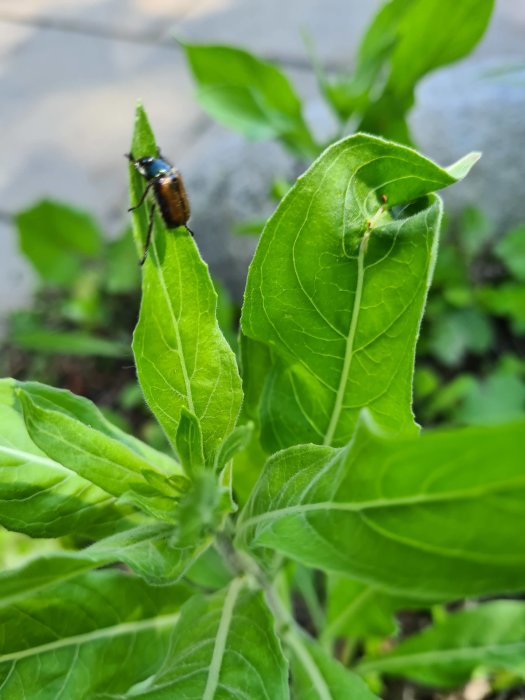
xmin=154 ymin=173 xmax=191 ymax=228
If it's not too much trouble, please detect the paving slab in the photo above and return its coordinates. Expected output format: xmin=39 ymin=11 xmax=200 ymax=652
xmin=174 ymin=0 xmax=381 ymax=66
xmin=0 ymin=0 xmax=201 ymax=40
xmin=1 ymin=0 xmax=524 ymax=324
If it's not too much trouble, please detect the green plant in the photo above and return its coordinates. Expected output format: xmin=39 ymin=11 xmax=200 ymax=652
xmin=415 ymin=208 xmax=525 ymax=426
xmin=1 ymin=104 xmax=524 ymax=698
xmin=2 ymin=198 xmax=238 ymax=449
xmin=181 ymin=0 xmax=494 ymax=152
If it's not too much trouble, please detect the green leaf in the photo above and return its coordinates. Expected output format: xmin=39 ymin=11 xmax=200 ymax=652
xmin=15 ymin=200 xmax=103 ymax=287
xmin=0 ymin=569 xmax=191 ymax=697
xmin=18 ymin=385 xmax=188 ymax=522
xmin=0 ymin=381 xmax=138 ymax=539
xmin=323 ymin=576 xmax=401 ymax=644
xmin=241 ymin=134 xmax=479 ymax=451
xmin=356 ymin=0 xmax=494 ymax=141
xmin=10 ymin=327 xmax=130 ymax=358
xmin=105 ymin=226 xmax=141 ymax=293
xmin=0 ymin=522 xmax=208 ymax=597
xmin=427 ymin=307 xmax=493 ymax=366
xmin=479 ymin=282 xmax=525 ymax=334
xmin=288 ymin=628 xmax=380 ymax=700
xmin=357 ymin=601 xmax=525 ymax=687
xmin=495 ymin=225 xmax=525 ymax=281
xmin=213 ymin=422 xmax=253 ymax=472
xmin=130 ymin=104 xmax=243 ymax=463
xmin=176 ymin=407 xmax=205 ymax=475
xmin=127 ymin=577 xmax=289 ymax=698
xmin=184 ymin=544 xmax=233 ymax=590
xmin=457 ymin=206 xmax=493 ymax=261
xmin=238 ymin=414 xmax=525 ymax=601
xmin=454 ymin=372 xmax=525 ymax=426
xmin=181 ymin=41 xmax=318 ymax=158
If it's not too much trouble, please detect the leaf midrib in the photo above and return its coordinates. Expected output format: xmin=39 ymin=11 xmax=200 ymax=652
xmin=358 ymin=638 xmax=525 ymax=673
xmin=151 ymin=233 xmax=195 ymax=414
xmin=323 ymin=225 xmax=367 ymax=446
xmin=0 ymin=612 xmax=181 ymax=664
xmin=240 ymin=476 xmax=525 ymax=538
xmin=202 ymin=577 xmax=245 ymax=700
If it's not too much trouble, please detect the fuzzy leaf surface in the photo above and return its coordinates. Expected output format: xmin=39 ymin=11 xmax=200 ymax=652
xmin=238 ymin=415 xmax=525 ymax=601
xmin=242 ymin=134 xmax=479 ymax=451
xmin=0 ymin=570 xmax=191 ymax=698
xmin=358 ymin=601 xmax=525 ymax=687
xmin=130 ymin=105 xmax=243 ymax=462
xmin=128 ymin=578 xmax=289 ymax=699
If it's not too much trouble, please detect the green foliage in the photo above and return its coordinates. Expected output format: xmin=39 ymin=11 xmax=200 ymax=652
xmin=238 ymin=414 xmax=525 ymax=600
xmin=15 ymin=200 xmax=103 ymax=287
xmin=183 ymin=0 xmax=494 ymax=149
xmin=416 ymin=206 xmax=525 ymax=427
xmin=358 ymin=601 xmax=525 ymax=687
xmin=129 ymin=106 xmax=243 ymax=461
xmin=180 ymin=41 xmax=318 ymax=158
xmin=1 ymin=98 xmax=524 ymax=699
xmin=241 ymin=136 xmax=478 ymax=450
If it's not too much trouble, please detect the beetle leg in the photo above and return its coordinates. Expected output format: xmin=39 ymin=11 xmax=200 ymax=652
xmin=186 ymin=225 xmax=195 ymax=238
xmin=139 ymin=203 xmax=156 ymax=266
xmin=128 ymin=181 xmax=154 ymax=212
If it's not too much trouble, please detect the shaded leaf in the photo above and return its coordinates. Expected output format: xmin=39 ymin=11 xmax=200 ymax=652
xmin=238 ymin=414 xmax=525 ymax=601
xmin=358 ymin=601 xmax=525 ymax=687
xmin=242 ymin=134 xmax=479 ymax=451
xmin=129 ymin=104 xmax=243 ymax=462
xmin=182 ymin=41 xmax=317 ymax=158
xmin=0 ymin=381 xmax=139 ymax=539
xmin=0 ymin=569 xmax=191 ymax=697
xmin=288 ymin=628 xmax=379 ymax=700
xmin=128 ymin=578 xmax=289 ymax=699
xmin=15 ymin=200 xmax=103 ymax=287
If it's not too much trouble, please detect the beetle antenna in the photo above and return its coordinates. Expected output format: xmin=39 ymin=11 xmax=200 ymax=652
xmin=124 ymin=152 xmax=134 ymax=162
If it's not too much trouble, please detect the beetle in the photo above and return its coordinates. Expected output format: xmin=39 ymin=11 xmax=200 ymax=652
xmin=126 ymin=150 xmax=192 ymax=265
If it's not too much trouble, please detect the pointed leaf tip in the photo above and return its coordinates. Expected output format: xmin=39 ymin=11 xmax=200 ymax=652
xmin=446 ymin=151 xmax=482 ymax=181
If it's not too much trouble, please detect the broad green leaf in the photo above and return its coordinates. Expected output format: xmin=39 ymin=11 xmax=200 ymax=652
xmin=176 ymin=407 xmax=205 ymax=475
xmin=426 ymin=307 xmax=493 ymax=366
xmin=288 ymin=628 xmax=379 ymax=700
xmin=15 ymin=199 xmax=103 ymax=286
xmin=457 ymin=206 xmax=493 ymax=261
xmin=18 ymin=386 xmax=188 ymax=522
xmin=9 ymin=380 xmax=178 ymax=474
xmin=386 ymin=0 xmax=494 ymax=98
xmin=10 ymin=327 xmax=130 ymax=357
xmin=239 ymin=333 xmax=272 ymax=423
xmin=238 ymin=414 xmax=525 ymax=601
xmin=495 ymin=225 xmax=525 ymax=281
xmin=479 ymin=283 xmax=525 ymax=334
xmin=0 ymin=383 xmax=139 ymax=539
xmin=357 ymin=0 xmax=494 ymax=141
xmin=0 ymin=569 xmax=191 ymax=697
xmin=316 ymin=0 xmax=493 ymax=140
xmin=241 ymin=134 xmax=479 ymax=451
xmin=0 ymin=522 xmax=208 ymax=599
xmin=184 ymin=543 xmax=233 ymax=590
xmin=128 ymin=577 xmax=289 ymax=699
xmin=358 ymin=601 xmax=525 ymax=687
xmin=130 ymin=105 xmax=243 ymax=463
xmin=213 ymin=422 xmax=253 ymax=472
xmin=454 ymin=372 xmax=525 ymax=426
xmin=181 ymin=41 xmax=317 ymax=158
xmin=323 ymin=576 xmax=400 ymax=644
xmin=105 ymin=226 xmax=142 ymax=293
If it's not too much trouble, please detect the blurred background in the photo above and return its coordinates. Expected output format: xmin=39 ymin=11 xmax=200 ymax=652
xmin=1 ymin=0 xmax=525 ymax=445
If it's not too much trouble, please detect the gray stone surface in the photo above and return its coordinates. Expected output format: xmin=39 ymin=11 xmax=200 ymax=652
xmin=0 ymin=0 xmax=524 ymax=321
xmin=411 ymin=58 xmax=525 ymax=235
